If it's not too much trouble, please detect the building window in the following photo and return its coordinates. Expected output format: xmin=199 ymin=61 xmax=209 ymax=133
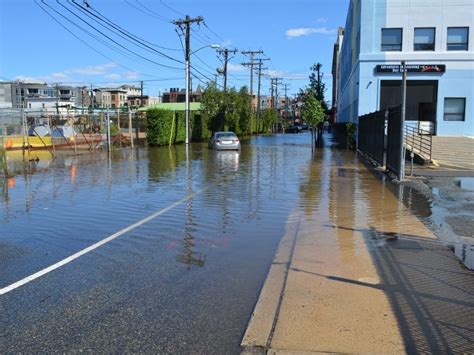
xmin=444 ymin=98 xmax=466 ymax=121
xmin=447 ymin=27 xmax=469 ymax=50
xmin=111 ymin=94 xmax=116 ymax=100
xmin=381 ymin=28 xmax=402 ymax=51
xmin=414 ymin=28 xmax=435 ymax=51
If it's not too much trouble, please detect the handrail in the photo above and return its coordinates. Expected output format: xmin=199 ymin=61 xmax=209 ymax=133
xmin=404 ymin=125 xmax=432 ymax=162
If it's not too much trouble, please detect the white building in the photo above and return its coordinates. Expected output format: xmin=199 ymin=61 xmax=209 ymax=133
xmin=336 ymin=0 xmax=474 ymax=136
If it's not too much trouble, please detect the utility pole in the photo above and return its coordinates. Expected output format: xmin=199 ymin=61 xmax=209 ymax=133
xmin=270 ymin=78 xmax=283 ymax=110
xmin=217 ymin=48 xmax=238 ymax=92
xmin=399 ymin=61 xmax=407 ymax=181
xmin=316 ymin=63 xmax=322 ymax=88
xmin=173 ymin=15 xmax=204 ymax=145
xmin=255 ymin=59 xmax=269 ymax=129
xmin=242 ymin=57 xmax=270 ymax=116
xmin=269 ymin=78 xmax=282 ymax=133
xmin=140 ymin=80 xmax=144 ymax=107
xmin=55 ymin=83 xmax=59 ymax=115
xmin=90 ymin=84 xmax=94 ymax=110
xmin=283 ymin=83 xmax=290 ymax=132
xmin=270 ymin=78 xmax=275 ymax=109
xmin=241 ymin=50 xmax=264 ymax=111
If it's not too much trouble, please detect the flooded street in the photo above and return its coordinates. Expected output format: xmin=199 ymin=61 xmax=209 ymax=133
xmin=1 ymin=133 xmax=472 ymax=353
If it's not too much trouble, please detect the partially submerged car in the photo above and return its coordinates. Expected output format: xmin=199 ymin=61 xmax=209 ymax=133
xmin=208 ymin=131 xmax=241 ymax=150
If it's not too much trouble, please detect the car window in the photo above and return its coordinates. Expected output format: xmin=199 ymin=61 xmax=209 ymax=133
xmin=216 ymin=133 xmax=237 ymax=139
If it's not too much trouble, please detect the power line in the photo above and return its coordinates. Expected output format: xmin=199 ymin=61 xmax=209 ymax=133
xmin=69 ymin=0 xmax=184 ymax=62
xmin=84 ymin=0 xmax=181 ymax=52
xmin=34 ymin=0 xmax=157 ymax=77
xmin=203 ymin=22 xmax=226 ymax=43
xmin=217 ymin=48 xmax=238 ymax=92
xmin=191 ymin=65 xmax=223 ymax=89
xmin=159 ymin=0 xmax=184 ymax=17
xmin=124 ymin=0 xmax=170 ymax=23
xmin=241 ymin=49 xmax=264 ymax=110
xmin=135 ymin=0 xmax=172 ymax=22
xmin=51 ymin=0 xmax=183 ymax=70
xmin=172 ymin=14 xmax=205 ymax=144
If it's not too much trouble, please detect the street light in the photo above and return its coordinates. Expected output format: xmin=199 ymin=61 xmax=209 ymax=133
xmin=185 ymin=44 xmax=220 ymax=145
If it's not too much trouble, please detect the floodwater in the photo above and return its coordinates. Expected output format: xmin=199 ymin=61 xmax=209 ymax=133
xmin=1 ymin=133 xmax=472 ymax=353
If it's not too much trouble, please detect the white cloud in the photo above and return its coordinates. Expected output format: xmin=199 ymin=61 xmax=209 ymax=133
xmin=13 ymin=62 xmax=144 ymax=85
xmin=285 ymin=27 xmax=336 ymax=38
xmin=13 ymin=76 xmax=46 ymax=83
xmin=316 ymin=17 xmax=328 ymax=23
xmin=227 ymin=63 xmax=245 ymax=73
xmin=105 ymin=73 xmax=121 ymax=80
xmin=264 ymin=70 xmax=307 ymax=80
xmin=65 ymin=62 xmax=118 ymax=75
xmin=51 ymin=72 xmax=69 ymax=80
xmin=124 ymin=71 xmax=140 ymax=80
xmin=220 ymin=40 xmax=233 ymax=47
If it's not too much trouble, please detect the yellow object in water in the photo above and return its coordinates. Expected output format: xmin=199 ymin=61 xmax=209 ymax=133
xmin=2 ymin=136 xmax=52 ymax=149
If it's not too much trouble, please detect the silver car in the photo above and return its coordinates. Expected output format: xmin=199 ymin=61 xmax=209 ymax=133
xmin=208 ymin=131 xmax=241 ymax=150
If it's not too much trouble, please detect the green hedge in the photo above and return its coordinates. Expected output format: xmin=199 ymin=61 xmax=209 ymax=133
xmin=147 ymin=86 xmax=277 ymax=146
xmin=146 ymin=109 xmax=212 ymax=146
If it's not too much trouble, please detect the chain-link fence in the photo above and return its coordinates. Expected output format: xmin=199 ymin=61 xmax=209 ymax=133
xmin=0 ymin=108 xmax=147 ymax=152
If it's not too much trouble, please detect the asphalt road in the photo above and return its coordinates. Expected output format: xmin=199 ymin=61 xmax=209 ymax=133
xmin=1 ymin=133 xmax=316 ymax=353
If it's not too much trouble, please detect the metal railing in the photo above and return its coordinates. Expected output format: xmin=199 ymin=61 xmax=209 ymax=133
xmin=404 ymin=125 xmax=433 ymax=162
xmin=358 ymin=110 xmax=385 ymax=166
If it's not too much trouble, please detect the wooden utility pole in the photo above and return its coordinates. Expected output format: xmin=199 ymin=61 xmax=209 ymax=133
xmin=217 ymin=48 xmax=238 ymax=92
xmin=255 ymin=59 xmax=269 ymax=124
xmin=242 ymin=57 xmax=270 ymax=114
xmin=173 ymin=15 xmax=204 ymax=144
xmin=241 ymin=50 xmax=264 ymax=111
xmin=283 ymin=83 xmax=291 ymax=131
xmin=55 ymin=83 xmax=59 ymax=115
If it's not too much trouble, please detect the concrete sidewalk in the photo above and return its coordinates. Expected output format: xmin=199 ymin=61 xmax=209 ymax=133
xmin=431 ymin=136 xmax=474 ymax=170
xmin=241 ymin=149 xmax=474 ymax=354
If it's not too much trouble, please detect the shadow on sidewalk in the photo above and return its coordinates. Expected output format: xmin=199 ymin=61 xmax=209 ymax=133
xmin=295 ymin=226 xmax=474 ymax=353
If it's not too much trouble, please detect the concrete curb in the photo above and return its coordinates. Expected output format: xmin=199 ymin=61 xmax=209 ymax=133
xmin=436 ymin=161 xmax=474 ymax=170
xmin=241 ymin=215 xmax=300 ymax=350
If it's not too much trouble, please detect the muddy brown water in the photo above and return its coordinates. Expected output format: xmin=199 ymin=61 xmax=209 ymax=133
xmin=1 ymin=133 xmax=462 ymax=353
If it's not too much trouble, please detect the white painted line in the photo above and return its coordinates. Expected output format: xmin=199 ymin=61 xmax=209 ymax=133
xmin=0 ymin=189 xmax=205 ymax=296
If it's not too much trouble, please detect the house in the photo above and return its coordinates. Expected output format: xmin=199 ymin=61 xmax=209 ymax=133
xmin=162 ymin=88 xmax=203 ymax=103
xmin=127 ymin=95 xmax=161 ymax=108
xmin=97 ymin=88 xmax=127 ymax=108
xmin=335 ymin=0 xmax=474 ymax=136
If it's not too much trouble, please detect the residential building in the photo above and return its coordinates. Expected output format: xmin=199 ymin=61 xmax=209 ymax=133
xmin=0 ymin=82 xmax=13 ymax=108
xmin=335 ymin=0 xmax=474 ymax=136
xmin=0 ymin=81 xmax=81 ymax=112
xmin=120 ymin=84 xmax=142 ymax=97
xmin=127 ymin=95 xmax=161 ymax=108
xmin=162 ymin=87 xmax=203 ymax=103
xmin=97 ymin=88 xmax=127 ymax=108
xmin=0 ymin=81 xmax=50 ymax=108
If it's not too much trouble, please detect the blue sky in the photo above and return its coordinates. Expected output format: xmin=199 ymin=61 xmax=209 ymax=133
xmin=0 ymin=0 xmax=349 ymax=101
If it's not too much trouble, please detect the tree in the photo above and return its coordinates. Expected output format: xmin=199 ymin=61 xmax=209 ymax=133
xmin=309 ymin=63 xmax=328 ymax=112
xmin=201 ymin=82 xmax=224 ymax=133
xmin=300 ymin=88 xmax=325 ymax=147
xmin=236 ymin=86 xmax=252 ymax=135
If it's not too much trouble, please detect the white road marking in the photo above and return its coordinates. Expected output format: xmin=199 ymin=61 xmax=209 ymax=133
xmin=0 ymin=189 xmax=205 ymax=296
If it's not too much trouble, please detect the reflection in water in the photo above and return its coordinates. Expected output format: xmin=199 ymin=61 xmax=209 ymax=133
xmin=176 ymin=233 xmax=206 ymax=269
